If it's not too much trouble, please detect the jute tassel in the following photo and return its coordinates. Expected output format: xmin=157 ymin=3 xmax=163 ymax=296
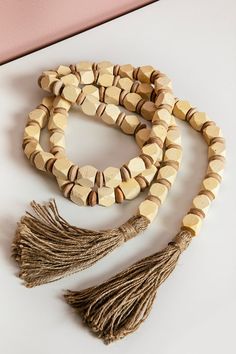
xmin=65 ymin=230 xmax=192 ymax=344
xmin=12 ymin=200 xmax=149 ymax=287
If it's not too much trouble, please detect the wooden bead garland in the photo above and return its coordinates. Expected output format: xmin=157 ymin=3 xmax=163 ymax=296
xmin=13 ymin=61 xmax=225 ymax=345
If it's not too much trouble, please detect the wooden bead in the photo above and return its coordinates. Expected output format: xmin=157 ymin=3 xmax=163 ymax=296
xmin=164 ymin=147 xmax=182 ymax=165
xmin=189 ymin=112 xmax=209 ymax=131
xmin=152 ymin=108 xmax=172 ymax=125
xmin=155 ymin=76 xmax=172 ymax=91
xmin=62 ymin=85 xmax=81 ymax=103
xmin=70 ymin=185 xmax=91 ymax=206
xmin=138 ymin=200 xmax=158 ymax=222
xmin=24 ymin=125 xmax=40 ymax=141
xmin=97 ymin=61 xmax=114 ymax=74
xmin=203 ymin=125 xmax=222 ymax=145
xmin=41 ymin=96 xmax=54 ymax=109
xmin=40 ymin=75 xmax=58 ymax=92
xmin=126 ymin=157 xmax=146 ymax=177
xmin=101 ymin=104 xmax=120 ymax=125
xmin=61 ymin=74 xmax=79 ymax=86
xmin=142 ymin=143 xmax=162 ymax=163
xmin=53 ymin=96 xmax=71 ymax=111
xmin=136 ymin=83 xmax=153 ymax=99
xmin=155 ymin=92 xmax=175 ymax=108
xmin=202 ymin=177 xmax=220 ymax=198
xmin=149 ymin=182 xmax=168 ymax=204
xmin=182 ymin=214 xmax=202 ymax=236
xmin=123 ymin=93 xmax=141 ymax=112
xmin=76 ymin=61 xmax=93 ymax=71
xmin=141 ymin=101 xmax=156 ymax=121
xmin=104 ymin=86 xmax=121 ymax=105
xmin=48 ymin=113 xmax=67 ymax=131
xmin=88 ymin=190 xmax=98 ymax=206
xmin=81 ymin=95 xmax=100 ymax=116
xmin=24 ymin=141 xmax=42 ymax=159
xmin=207 ymin=159 xmax=225 ymax=177
xmin=115 ymin=187 xmax=125 ymax=203
xmin=120 ymin=179 xmax=141 ymax=200
xmin=149 ymin=125 xmax=167 ymax=142
xmin=97 ymin=73 xmax=114 ymax=87
xmin=166 ymin=128 xmax=181 ymax=146
xmin=82 ymin=85 xmax=99 ymax=99
xmin=77 ymin=165 xmax=97 ymax=187
xmin=52 ymin=158 xmax=73 ymax=179
xmin=119 ymin=64 xmax=134 ymax=79
xmin=57 ymin=65 xmax=71 ymax=76
xmin=28 ymin=109 xmax=48 ymax=128
xmin=173 ymin=100 xmax=192 ymax=120
xmin=49 ymin=132 xmax=65 ymax=148
xmin=103 ymin=167 xmax=122 ymax=188
xmin=135 ymin=128 xmax=150 ymax=147
xmin=79 ymin=70 xmax=95 ymax=84
xmin=117 ymin=77 xmax=133 ymax=91
xmin=208 ymin=141 xmax=226 ymax=158
xmin=34 ymin=152 xmax=54 ymax=171
xmin=158 ymin=165 xmax=177 ymax=185
xmin=192 ymin=194 xmax=211 ymax=215
xmin=98 ymin=187 xmax=115 ymax=207
xmin=140 ymin=165 xmax=157 ymax=184
xmin=138 ymin=65 xmax=154 ymax=83
xmin=120 ymin=115 xmax=139 ymax=134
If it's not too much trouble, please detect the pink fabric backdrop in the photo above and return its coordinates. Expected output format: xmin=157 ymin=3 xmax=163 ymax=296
xmin=0 ymin=0 xmax=152 ymax=63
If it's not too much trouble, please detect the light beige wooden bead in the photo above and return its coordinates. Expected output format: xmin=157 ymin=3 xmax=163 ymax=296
xmin=97 ymin=73 xmax=114 ymax=87
xmin=117 ymin=77 xmax=133 ymax=91
xmin=57 ymin=65 xmax=71 ymax=76
xmin=202 ymin=177 xmax=220 ymax=198
xmin=41 ymin=96 xmax=54 ymax=109
xmin=50 ymin=132 xmax=65 ymax=148
xmin=182 ymin=214 xmax=202 ymax=236
xmin=150 ymin=125 xmax=167 ymax=142
xmin=120 ymin=179 xmax=141 ymax=200
xmin=203 ymin=125 xmax=222 ymax=145
xmin=34 ymin=152 xmax=54 ymax=171
xmin=120 ymin=115 xmax=139 ymax=134
xmin=70 ymin=185 xmax=91 ymax=206
xmin=166 ymin=128 xmax=181 ymax=146
xmin=135 ymin=128 xmax=150 ymax=147
xmin=53 ymin=96 xmax=71 ymax=111
xmin=81 ymin=95 xmax=100 ymax=116
xmin=103 ymin=167 xmax=122 ymax=188
xmin=208 ymin=141 xmax=226 ymax=158
xmin=24 ymin=125 xmax=40 ymax=140
xmin=52 ymin=158 xmax=73 ymax=179
xmin=101 ymin=104 xmax=120 ymax=125
xmin=155 ymin=76 xmax=172 ymax=91
xmin=149 ymin=182 xmax=168 ymax=204
xmin=82 ymin=85 xmax=99 ymax=99
xmin=40 ymin=76 xmax=58 ymax=92
xmin=138 ymin=200 xmax=158 ymax=222
xmin=61 ymin=74 xmax=79 ymax=86
xmin=138 ymin=65 xmax=154 ymax=83
xmin=119 ymin=64 xmax=134 ymax=79
xmin=158 ymin=165 xmax=177 ymax=185
xmin=77 ymin=165 xmax=97 ymax=187
xmin=189 ymin=112 xmax=209 ymax=131
xmin=207 ymin=159 xmax=225 ymax=177
xmin=104 ymin=86 xmax=121 ymax=105
xmin=62 ymin=85 xmax=81 ymax=103
xmin=48 ymin=113 xmax=67 ymax=131
xmin=142 ymin=143 xmax=162 ymax=163
xmin=140 ymin=165 xmax=157 ymax=184
xmin=123 ymin=93 xmax=141 ymax=112
xmin=141 ymin=101 xmax=156 ymax=121
xmin=97 ymin=61 xmax=114 ymax=74
xmin=136 ymin=83 xmax=153 ymax=100
xmin=98 ymin=187 xmax=115 ymax=207
xmin=79 ymin=70 xmax=95 ymax=84
xmin=155 ymin=92 xmax=175 ymax=107
xmin=28 ymin=109 xmax=48 ymax=128
xmin=173 ymin=100 xmax=192 ymax=120
xmin=24 ymin=141 xmax=42 ymax=159
xmin=126 ymin=157 xmax=146 ymax=177
xmin=192 ymin=194 xmax=211 ymax=215
xmin=164 ymin=147 xmax=182 ymax=165
xmin=152 ymin=108 xmax=172 ymax=125
xmin=76 ymin=61 xmax=93 ymax=71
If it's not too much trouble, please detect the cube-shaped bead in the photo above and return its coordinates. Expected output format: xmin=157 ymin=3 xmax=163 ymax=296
xmin=138 ymin=200 xmax=158 ymax=222
xmin=76 ymin=165 xmax=97 ymax=187
xmin=103 ymin=167 xmax=122 ymax=188
xmin=98 ymin=187 xmax=115 ymax=207
xmin=70 ymin=185 xmax=91 ymax=206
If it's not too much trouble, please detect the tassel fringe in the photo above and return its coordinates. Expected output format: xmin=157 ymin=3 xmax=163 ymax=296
xmin=12 ymin=200 xmax=149 ymax=287
xmin=64 ymin=230 xmax=192 ymax=344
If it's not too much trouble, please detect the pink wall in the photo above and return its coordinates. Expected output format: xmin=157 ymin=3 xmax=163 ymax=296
xmin=0 ymin=0 xmax=153 ymax=64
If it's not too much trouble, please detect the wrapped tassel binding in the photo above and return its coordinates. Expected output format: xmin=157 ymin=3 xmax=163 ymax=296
xmin=65 ymin=230 xmax=192 ymax=344
xmin=12 ymin=200 xmax=149 ymax=287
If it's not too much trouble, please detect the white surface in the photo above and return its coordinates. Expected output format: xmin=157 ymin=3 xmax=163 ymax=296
xmin=0 ymin=0 xmax=235 ymax=353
